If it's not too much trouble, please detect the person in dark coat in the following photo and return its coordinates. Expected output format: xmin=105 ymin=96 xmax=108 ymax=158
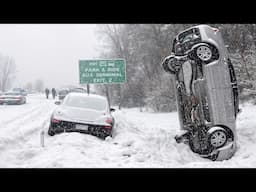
xmin=51 ymin=88 xmax=56 ymax=99
xmin=45 ymin=88 xmax=50 ymax=99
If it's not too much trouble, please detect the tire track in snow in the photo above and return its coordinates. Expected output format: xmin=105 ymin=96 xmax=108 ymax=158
xmin=0 ymin=100 xmax=56 ymax=158
xmin=0 ymin=103 xmax=43 ymax=125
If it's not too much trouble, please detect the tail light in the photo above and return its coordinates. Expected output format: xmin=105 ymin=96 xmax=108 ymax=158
xmin=212 ymin=28 xmax=219 ymax=33
xmin=105 ymin=118 xmax=113 ymax=124
xmin=52 ymin=118 xmax=61 ymax=123
xmin=105 ymin=118 xmax=113 ymax=129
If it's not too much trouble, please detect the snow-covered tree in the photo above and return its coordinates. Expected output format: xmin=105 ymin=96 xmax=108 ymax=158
xmin=0 ymin=55 xmax=16 ymax=92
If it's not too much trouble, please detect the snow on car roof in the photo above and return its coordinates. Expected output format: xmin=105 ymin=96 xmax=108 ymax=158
xmin=67 ymin=92 xmax=107 ymax=100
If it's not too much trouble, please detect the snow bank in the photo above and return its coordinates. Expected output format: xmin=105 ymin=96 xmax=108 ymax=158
xmin=1 ymin=94 xmax=256 ymax=167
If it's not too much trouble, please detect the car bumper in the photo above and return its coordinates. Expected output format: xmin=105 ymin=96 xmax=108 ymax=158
xmin=50 ymin=120 xmax=112 ymax=138
xmin=200 ymin=141 xmax=236 ymax=161
xmin=0 ymin=100 xmax=22 ymax=104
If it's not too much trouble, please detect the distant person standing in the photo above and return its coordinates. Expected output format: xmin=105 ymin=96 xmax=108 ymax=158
xmin=45 ymin=88 xmax=50 ymax=99
xmin=52 ymin=88 xmax=56 ymax=99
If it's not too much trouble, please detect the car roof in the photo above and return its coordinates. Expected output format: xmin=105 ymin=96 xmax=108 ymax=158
xmin=67 ymin=92 xmax=107 ymax=100
xmin=5 ymin=91 xmax=21 ymax=94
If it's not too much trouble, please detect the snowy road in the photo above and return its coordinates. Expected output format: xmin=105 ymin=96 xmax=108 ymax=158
xmin=0 ymin=94 xmax=256 ymax=167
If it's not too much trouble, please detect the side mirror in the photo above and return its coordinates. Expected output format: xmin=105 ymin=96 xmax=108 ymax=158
xmin=54 ymin=101 xmax=61 ymax=105
xmin=110 ymin=108 xmax=116 ymax=112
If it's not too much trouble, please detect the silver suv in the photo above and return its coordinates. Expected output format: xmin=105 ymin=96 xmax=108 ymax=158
xmin=162 ymin=25 xmax=239 ymax=161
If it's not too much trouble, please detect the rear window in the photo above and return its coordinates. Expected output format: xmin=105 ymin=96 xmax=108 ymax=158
xmin=4 ymin=92 xmax=20 ymax=95
xmin=178 ymin=28 xmax=200 ymax=43
xmin=63 ymin=95 xmax=107 ymax=111
xmin=59 ymin=90 xmax=69 ymax=95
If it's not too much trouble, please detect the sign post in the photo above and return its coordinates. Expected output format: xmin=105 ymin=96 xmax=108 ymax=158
xmin=87 ymin=83 xmax=90 ymax=95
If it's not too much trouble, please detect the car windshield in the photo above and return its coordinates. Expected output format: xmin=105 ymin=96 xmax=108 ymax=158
xmin=63 ymin=95 xmax=107 ymax=111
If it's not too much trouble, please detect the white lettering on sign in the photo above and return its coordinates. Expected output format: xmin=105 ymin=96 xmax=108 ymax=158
xmin=107 ymin=68 xmax=119 ymax=72
xmin=82 ymin=73 xmax=93 ymax=77
xmin=95 ymin=73 xmax=122 ymax=77
xmin=108 ymin=62 xmax=115 ymax=67
xmin=88 ymin=62 xmax=97 ymax=66
xmin=84 ymin=68 xmax=100 ymax=72
xmin=93 ymin=78 xmax=106 ymax=83
xmin=101 ymin=68 xmax=106 ymax=72
xmin=99 ymin=63 xmax=107 ymax=67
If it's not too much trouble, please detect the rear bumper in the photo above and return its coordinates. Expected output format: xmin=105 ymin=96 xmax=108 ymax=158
xmin=175 ymin=131 xmax=237 ymax=161
xmin=0 ymin=100 xmax=22 ymax=104
xmin=49 ymin=121 xmax=112 ymax=138
xmin=200 ymin=141 xmax=236 ymax=161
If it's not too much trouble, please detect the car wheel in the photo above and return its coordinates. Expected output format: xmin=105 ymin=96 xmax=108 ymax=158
xmin=48 ymin=128 xmax=55 ymax=136
xmin=162 ymin=57 xmax=177 ymax=74
xmin=191 ymin=44 xmax=219 ymax=64
xmin=208 ymin=129 xmax=228 ymax=149
xmin=196 ymin=45 xmax=213 ymax=61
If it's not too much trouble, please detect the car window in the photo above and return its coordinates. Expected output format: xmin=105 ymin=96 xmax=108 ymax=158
xmin=63 ymin=95 xmax=107 ymax=111
xmin=69 ymin=89 xmax=84 ymax=93
xmin=178 ymin=28 xmax=200 ymax=44
xmin=5 ymin=92 xmax=20 ymax=95
xmin=171 ymin=37 xmax=177 ymax=53
xmin=59 ymin=90 xmax=69 ymax=95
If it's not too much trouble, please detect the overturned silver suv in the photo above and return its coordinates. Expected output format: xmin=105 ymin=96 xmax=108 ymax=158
xmin=162 ymin=25 xmax=239 ymax=161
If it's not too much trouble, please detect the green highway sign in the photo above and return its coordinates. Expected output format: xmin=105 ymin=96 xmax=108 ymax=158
xmin=79 ymin=59 xmax=126 ymax=84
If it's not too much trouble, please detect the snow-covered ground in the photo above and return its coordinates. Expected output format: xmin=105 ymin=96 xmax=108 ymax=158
xmin=0 ymin=94 xmax=256 ymax=168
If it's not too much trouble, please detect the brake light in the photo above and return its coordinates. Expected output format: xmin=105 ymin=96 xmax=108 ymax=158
xmin=105 ymin=118 xmax=113 ymax=124
xmin=104 ymin=125 xmax=112 ymax=129
xmin=212 ymin=28 xmax=219 ymax=33
xmin=52 ymin=118 xmax=61 ymax=123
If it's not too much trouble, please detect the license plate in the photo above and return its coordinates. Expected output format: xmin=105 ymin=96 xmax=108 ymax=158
xmin=76 ymin=124 xmax=88 ymax=131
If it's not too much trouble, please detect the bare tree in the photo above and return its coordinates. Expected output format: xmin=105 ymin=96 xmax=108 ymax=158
xmin=0 ymin=55 xmax=16 ymax=92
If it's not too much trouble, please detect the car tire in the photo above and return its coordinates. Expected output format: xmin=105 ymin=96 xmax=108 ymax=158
xmin=48 ymin=128 xmax=55 ymax=136
xmin=190 ymin=43 xmax=219 ymax=64
xmin=208 ymin=129 xmax=228 ymax=149
xmin=162 ymin=57 xmax=177 ymax=74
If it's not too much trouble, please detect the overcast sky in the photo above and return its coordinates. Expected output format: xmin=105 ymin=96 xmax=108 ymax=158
xmin=0 ymin=24 xmax=101 ymax=89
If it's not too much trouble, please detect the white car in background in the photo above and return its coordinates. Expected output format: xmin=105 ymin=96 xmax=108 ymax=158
xmin=48 ymin=93 xmax=115 ymax=139
xmin=0 ymin=91 xmax=27 ymax=105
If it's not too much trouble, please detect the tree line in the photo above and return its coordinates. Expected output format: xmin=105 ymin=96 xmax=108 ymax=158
xmin=0 ymin=54 xmax=16 ymax=92
xmin=0 ymin=53 xmax=45 ymax=93
xmin=95 ymin=24 xmax=256 ymax=111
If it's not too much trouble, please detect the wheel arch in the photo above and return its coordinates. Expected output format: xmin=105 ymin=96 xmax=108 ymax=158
xmin=208 ymin=124 xmax=234 ymax=141
xmin=190 ymin=42 xmax=220 ymax=63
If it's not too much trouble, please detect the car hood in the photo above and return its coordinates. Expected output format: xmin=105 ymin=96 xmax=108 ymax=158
xmin=54 ymin=106 xmax=107 ymax=123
